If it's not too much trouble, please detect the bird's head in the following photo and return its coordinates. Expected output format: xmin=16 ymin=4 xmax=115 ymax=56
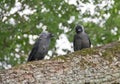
xmin=39 ymin=31 xmax=54 ymax=39
xmin=75 ymin=25 xmax=84 ymax=34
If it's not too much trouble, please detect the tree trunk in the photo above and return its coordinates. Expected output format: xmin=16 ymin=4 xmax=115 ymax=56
xmin=0 ymin=41 xmax=120 ymax=84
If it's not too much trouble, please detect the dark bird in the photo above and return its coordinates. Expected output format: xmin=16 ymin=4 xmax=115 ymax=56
xmin=27 ymin=31 xmax=54 ymax=62
xmin=73 ymin=25 xmax=91 ymax=51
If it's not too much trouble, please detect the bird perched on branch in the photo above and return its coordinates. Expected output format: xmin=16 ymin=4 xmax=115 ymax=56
xmin=27 ymin=31 xmax=54 ymax=62
xmin=73 ymin=25 xmax=91 ymax=51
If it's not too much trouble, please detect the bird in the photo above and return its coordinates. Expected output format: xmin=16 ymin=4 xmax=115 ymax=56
xmin=73 ymin=25 xmax=91 ymax=51
xmin=27 ymin=31 xmax=54 ymax=62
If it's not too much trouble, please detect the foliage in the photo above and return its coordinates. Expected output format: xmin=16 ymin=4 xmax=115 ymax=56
xmin=0 ymin=0 xmax=120 ymax=69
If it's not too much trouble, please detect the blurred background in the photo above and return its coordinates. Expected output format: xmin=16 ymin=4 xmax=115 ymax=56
xmin=0 ymin=0 xmax=120 ymax=69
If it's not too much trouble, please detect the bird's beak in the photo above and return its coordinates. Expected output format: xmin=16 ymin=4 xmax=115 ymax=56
xmin=50 ymin=33 xmax=54 ymax=37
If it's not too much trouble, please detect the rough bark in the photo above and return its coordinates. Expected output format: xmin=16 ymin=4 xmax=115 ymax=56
xmin=0 ymin=41 xmax=120 ymax=84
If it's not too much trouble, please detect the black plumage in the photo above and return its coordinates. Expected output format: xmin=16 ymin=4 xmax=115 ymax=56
xmin=73 ymin=25 xmax=91 ymax=51
xmin=27 ymin=31 xmax=54 ymax=62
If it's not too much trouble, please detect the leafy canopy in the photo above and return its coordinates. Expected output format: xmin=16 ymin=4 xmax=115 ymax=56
xmin=0 ymin=0 xmax=120 ymax=69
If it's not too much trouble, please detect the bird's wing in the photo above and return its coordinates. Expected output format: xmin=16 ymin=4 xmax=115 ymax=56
xmin=73 ymin=35 xmax=75 ymax=50
xmin=27 ymin=39 xmax=40 ymax=61
xmin=73 ymin=35 xmax=81 ymax=51
xmin=87 ymin=35 xmax=91 ymax=47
